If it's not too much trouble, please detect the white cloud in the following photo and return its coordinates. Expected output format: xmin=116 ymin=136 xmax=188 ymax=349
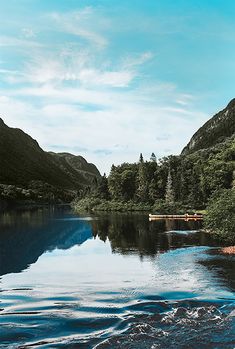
xmin=176 ymin=94 xmax=195 ymax=106
xmin=77 ymin=69 xmax=135 ymax=87
xmin=0 ymin=35 xmax=42 ymax=48
xmin=21 ymin=28 xmax=36 ymax=39
xmin=48 ymin=8 xmax=108 ymax=48
xmin=0 ymin=6 xmax=210 ymax=174
xmin=6 ymin=50 xmax=137 ymax=88
xmin=122 ymin=51 xmax=154 ymax=69
xmin=0 ymin=83 xmax=209 ymax=174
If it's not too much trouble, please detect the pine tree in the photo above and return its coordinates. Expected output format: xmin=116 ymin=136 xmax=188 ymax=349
xmin=108 ymin=165 xmax=122 ymax=200
xmin=97 ymin=173 xmax=110 ymax=200
xmin=150 ymin=152 xmax=157 ymax=162
xmin=136 ymin=154 xmax=148 ymax=201
xmin=165 ymin=170 xmax=174 ymax=204
xmin=148 ymin=178 xmax=158 ymax=203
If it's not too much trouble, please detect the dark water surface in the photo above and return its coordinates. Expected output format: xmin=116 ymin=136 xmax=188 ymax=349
xmin=0 ymin=207 xmax=234 ymax=348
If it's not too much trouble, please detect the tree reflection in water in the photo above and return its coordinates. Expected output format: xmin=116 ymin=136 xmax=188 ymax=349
xmin=91 ymin=213 xmax=210 ymax=258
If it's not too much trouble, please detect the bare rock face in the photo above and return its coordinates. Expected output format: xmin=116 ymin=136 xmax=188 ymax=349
xmin=182 ymin=99 xmax=235 ymax=155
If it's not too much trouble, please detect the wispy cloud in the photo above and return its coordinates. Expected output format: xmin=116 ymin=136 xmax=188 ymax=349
xmin=21 ymin=28 xmax=36 ymax=39
xmin=0 ymin=3 xmax=215 ymax=173
xmin=3 ymin=47 xmax=143 ymax=88
xmin=0 ymin=86 xmax=208 ymax=173
xmin=122 ymin=51 xmax=154 ymax=69
xmin=48 ymin=8 xmax=108 ymax=48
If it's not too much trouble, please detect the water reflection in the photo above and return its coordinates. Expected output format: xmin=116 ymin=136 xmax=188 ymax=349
xmin=200 ymin=250 xmax=235 ymax=291
xmin=0 ymin=208 xmax=229 ymax=278
xmin=92 ymin=214 xmax=235 ymax=294
xmin=0 ymin=209 xmax=220 ymax=277
xmin=92 ymin=213 xmax=211 ymax=258
xmin=0 ymin=207 xmax=92 ymax=276
xmin=0 ymin=208 xmax=234 ymax=348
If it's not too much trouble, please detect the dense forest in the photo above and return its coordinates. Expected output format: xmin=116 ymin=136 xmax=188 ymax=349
xmin=73 ymin=99 xmax=235 ymax=216
xmin=73 ymin=98 xmax=235 ymax=242
xmin=73 ymin=134 xmax=235 ymax=212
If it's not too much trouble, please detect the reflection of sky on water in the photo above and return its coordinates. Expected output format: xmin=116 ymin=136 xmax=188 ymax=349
xmin=0 ymin=208 xmax=234 ymax=349
xmin=1 ymin=227 xmax=234 ymax=303
xmin=0 ymin=208 xmax=234 ymax=300
xmin=2 ymin=237 xmax=155 ymax=297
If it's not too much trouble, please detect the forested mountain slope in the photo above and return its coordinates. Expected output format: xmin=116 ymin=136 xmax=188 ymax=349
xmin=49 ymin=152 xmax=100 ymax=186
xmin=0 ymin=119 xmax=100 ymax=204
xmin=182 ymin=99 xmax=235 ymax=154
xmin=73 ymin=99 xmax=235 ymax=212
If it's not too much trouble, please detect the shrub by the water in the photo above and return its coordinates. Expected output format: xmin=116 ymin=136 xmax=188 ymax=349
xmin=72 ymin=197 xmax=152 ymax=212
xmin=204 ymin=189 xmax=235 ymax=243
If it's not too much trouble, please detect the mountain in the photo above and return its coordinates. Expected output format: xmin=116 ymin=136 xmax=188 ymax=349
xmin=0 ymin=118 xmax=100 ymax=190
xmin=182 ymin=99 xmax=235 ymax=155
xmin=49 ymin=152 xmax=100 ymax=185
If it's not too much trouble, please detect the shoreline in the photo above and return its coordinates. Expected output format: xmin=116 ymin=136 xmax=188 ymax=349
xmin=71 ymin=197 xmax=204 ymax=214
xmin=0 ymin=199 xmax=71 ymax=212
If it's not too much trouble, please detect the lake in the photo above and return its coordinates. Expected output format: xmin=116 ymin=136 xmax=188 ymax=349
xmin=0 ymin=207 xmax=234 ymax=348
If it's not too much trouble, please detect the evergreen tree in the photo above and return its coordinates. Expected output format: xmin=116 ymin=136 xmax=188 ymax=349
xmin=136 ymin=155 xmax=148 ymax=202
xmin=108 ymin=165 xmax=122 ymax=200
xmin=148 ymin=178 xmax=158 ymax=203
xmin=165 ymin=170 xmax=174 ymax=204
xmin=97 ymin=174 xmax=110 ymax=200
xmin=150 ymin=152 xmax=157 ymax=162
xmin=120 ymin=169 xmax=136 ymax=200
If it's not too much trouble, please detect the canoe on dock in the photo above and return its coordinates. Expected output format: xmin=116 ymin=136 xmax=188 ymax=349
xmin=149 ymin=213 xmax=203 ymax=221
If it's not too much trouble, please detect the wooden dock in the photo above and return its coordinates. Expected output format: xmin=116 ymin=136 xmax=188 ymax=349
xmin=149 ymin=213 xmax=203 ymax=221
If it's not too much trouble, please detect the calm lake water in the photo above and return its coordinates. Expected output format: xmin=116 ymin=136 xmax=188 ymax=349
xmin=0 ymin=207 xmax=234 ymax=348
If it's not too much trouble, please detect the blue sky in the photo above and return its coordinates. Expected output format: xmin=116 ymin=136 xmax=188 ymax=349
xmin=1 ymin=0 xmax=235 ymax=173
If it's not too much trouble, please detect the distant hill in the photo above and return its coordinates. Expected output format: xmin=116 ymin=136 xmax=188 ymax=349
xmin=182 ymin=99 xmax=235 ymax=154
xmin=0 ymin=118 xmax=100 ymax=190
xmin=49 ymin=152 xmax=100 ymax=186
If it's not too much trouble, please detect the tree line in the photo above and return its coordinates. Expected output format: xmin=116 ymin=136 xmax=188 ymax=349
xmin=74 ymin=136 xmax=235 ymax=212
